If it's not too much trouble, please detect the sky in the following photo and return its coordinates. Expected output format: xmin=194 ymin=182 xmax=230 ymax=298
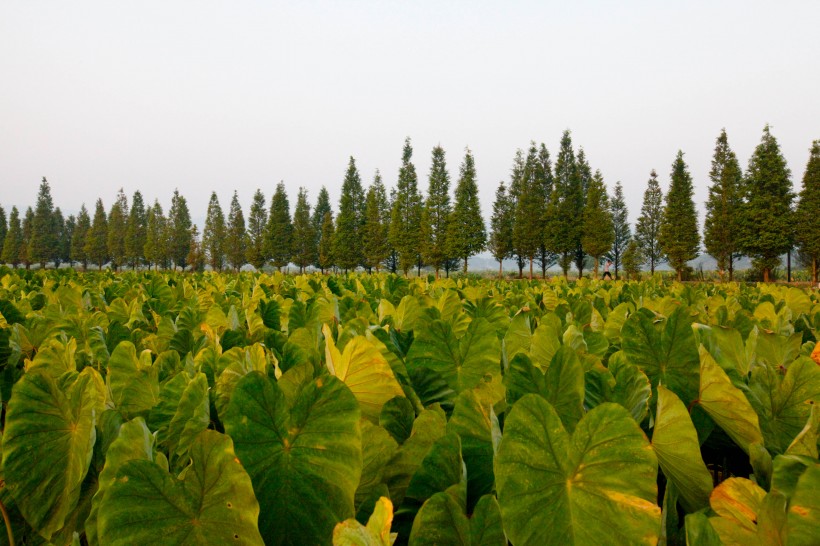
xmin=1 ymin=1 xmax=819 ymax=233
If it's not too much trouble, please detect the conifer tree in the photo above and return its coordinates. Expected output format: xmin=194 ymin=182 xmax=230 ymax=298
xmin=573 ymin=149 xmax=592 ymax=276
xmin=291 ymin=188 xmax=316 ymax=273
xmin=266 ymin=182 xmax=293 ymax=271
xmin=52 ymin=208 xmax=66 ymax=268
xmin=203 ymin=192 xmax=227 ymax=271
xmin=659 ymin=151 xmax=700 ymax=281
xmin=225 ymin=191 xmax=248 ymax=271
xmin=246 ymin=189 xmax=268 ymax=269
xmin=609 ymin=182 xmax=631 ymax=280
xmin=514 ymin=143 xmax=546 ymax=279
xmin=106 ymin=189 xmax=129 ymax=271
xmin=507 ymin=149 xmax=527 ymax=277
xmin=311 ymin=187 xmax=332 ymax=270
xmin=703 ymin=129 xmax=744 ymax=281
xmin=362 ymin=171 xmax=390 ymax=272
xmin=389 ymin=138 xmax=423 ymax=275
xmin=448 ymin=147 xmax=486 ymax=273
xmin=71 ymin=205 xmax=90 ymax=270
xmin=739 ymin=125 xmax=795 ymax=282
xmin=334 ymin=157 xmax=365 ymax=271
xmin=547 ymin=131 xmax=581 ymax=278
xmin=582 ymin=170 xmax=614 ymax=279
xmin=635 ymin=170 xmax=665 ymax=274
xmin=384 ymin=188 xmax=399 ymax=274
xmin=796 ymin=140 xmax=820 ymax=282
xmin=1 ymin=207 xmax=22 ymax=268
xmin=622 ymin=239 xmax=643 ymax=281
xmin=421 ymin=146 xmax=452 ymax=277
xmin=21 ymin=207 xmax=33 ymax=269
xmin=125 ymin=190 xmax=147 ymax=269
xmin=85 ymin=199 xmax=109 ymax=270
xmin=168 ymin=190 xmax=193 ymax=270
xmin=60 ymin=213 xmax=75 ymax=267
xmin=144 ymin=201 xmax=167 ymax=271
xmin=29 ymin=177 xmax=57 ymax=268
xmin=318 ymin=211 xmax=335 ymax=274
xmin=535 ymin=143 xmax=556 ymax=277
xmin=488 ymin=181 xmax=514 ymax=279
xmin=0 ymin=206 xmax=6 ymax=254
xmin=186 ymin=225 xmax=206 ymax=272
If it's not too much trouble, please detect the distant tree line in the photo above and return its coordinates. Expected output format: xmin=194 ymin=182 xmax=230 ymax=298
xmin=0 ymin=127 xmax=818 ymax=282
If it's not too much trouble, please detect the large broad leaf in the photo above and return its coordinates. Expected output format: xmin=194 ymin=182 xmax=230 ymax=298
xmin=748 ymin=357 xmax=820 ymax=454
xmin=698 ymin=346 xmax=763 ymax=454
xmin=324 ymin=324 xmax=405 ymax=421
xmin=495 ymin=396 xmax=660 ymax=546
xmin=165 ymin=372 xmax=210 ymax=467
xmin=379 ymin=396 xmax=415 ymax=445
xmin=26 ymin=335 xmax=77 ymax=378
xmin=97 ymin=430 xmax=263 ymax=545
xmin=407 ymin=492 xmax=505 ymax=546
xmin=787 ymin=463 xmax=820 ymax=545
xmin=107 ymin=340 xmax=159 ymax=418
xmin=407 ymin=317 xmax=500 ymax=394
xmin=693 ymin=323 xmax=750 ymax=376
xmin=622 ymin=306 xmax=700 ymax=404
xmin=356 ymin=421 xmax=398 ymax=510
xmin=651 ymin=385 xmax=713 ymax=511
xmin=2 ymin=370 xmax=97 ymax=540
xmin=787 ymin=404 xmax=820 ymax=458
xmin=707 ymin=477 xmax=787 ymax=545
xmin=333 ymin=497 xmax=396 ymax=546
xmin=223 ymin=372 xmax=362 ymax=545
xmin=446 ymin=389 xmax=501 ymax=511
xmin=214 ymin=343 xmax=269 ymax=415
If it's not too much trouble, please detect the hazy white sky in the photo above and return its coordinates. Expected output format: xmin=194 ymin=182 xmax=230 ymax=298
xmin=1 ymin=1 xmax=818 ymax=229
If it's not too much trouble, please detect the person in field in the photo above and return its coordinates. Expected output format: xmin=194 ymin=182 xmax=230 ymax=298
xmin=602 ymin=259 xmax=613 ymax=280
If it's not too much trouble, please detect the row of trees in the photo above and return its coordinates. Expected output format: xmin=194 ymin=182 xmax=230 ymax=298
xmin=1 ymin=127 xmax=818 ymax=281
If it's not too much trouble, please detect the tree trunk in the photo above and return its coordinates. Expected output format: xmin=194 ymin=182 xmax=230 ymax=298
xmin=463 ymin=256 xmax=468 ymax=273
xmin=813 ymin=257 xmax=817 ymax=283
xmin=498 ymin=260 xmax=503 ymax=279
xmin=728 ymin=256 xmax=734 ymax=282
xmin=763 ymin=267 xmax=770 ymax=283
xmin=529 ymin=259 xmax=533 ymax=280
xmin=593 ymin=258 xmax=599 ymax=280
xmin=435 ymin=268 xmax=440 ymax=280
xmin=677 ymin=269 xmax=682 ymax=282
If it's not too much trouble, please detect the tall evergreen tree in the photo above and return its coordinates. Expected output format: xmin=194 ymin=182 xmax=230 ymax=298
xmin=225 ymin=191 xmax=248 ymax=271
xmin=704 ymin=129 xmax=744 ymax=281
xmin=334 ymin=157 xmax=365 ymax=271
xmin=488 ymin=181 xmax=514 ymax=279
xmin=106 ymin=189 xmax=128 ymax=271
xmin=389 ymin=138 xmax=423 ymax=275
xmin=202 ymin=192 xmax=227 ymax=271
xmin=384 ymin=188 xmax=399 ymax=274
xmin=573 ymin=149 xmax=592 ymax=276
xmin=266 ymin=182 xmax=293 ymax=271
xmin=71 ymin=205 xmax=90 ymax=270
xmin=635 ymin=170 xmax=665 ymax=275
xmin=659 ymin=151 xmax=700 ymax=281
xmin=29 ymin=177 xmax=57 ymax=268
xmin=609 ymin=182 xmax=631 ymax=280
xmin=362 ymin=171 xmax=390 ymax=272
xmin=168 ymin=189 xmax=193 ymax=270
xmin=448 ymin=147 xmax=486 ymax=273
xmin=21 ymin=207 xmax=34 ymax=269
xmin=514 ymin=143 xmax=546 ymax=279
xmin=1 ymin=207 xmax=22 ymax=268
xmin=547 ymin=131 xmax=581 ymax=277
xmin=739 ymin=125 xmax=795 ymax=282
xmin=796 ymin=140 xmax=820 ymax=283
xmin=144 ymin=201 xmax=167 ymax=271
xmin=535 ymin=143 xmax=556 ymax=277
xmin=622 ymin=239 xmax=644 ymax=281
xmin=186 ymin=225 xmax=206 ymax=272
xmin=60 ymin=213 xmax=75 ymax=267
xmin=318 ymin=211 xmax=335 ymax=274
xmin=125 ymin=190 xmax=147 ymax=269
xmin=85 ymin=199 xmax=109 ymax=270
xmin=52 ymin=208 xmax=66 ymax=268
xmin=311 ymin=187 xmax=332 ymax=270
xmin=508 ymin=149 xmax=528 ymax=277
xmin=582 ymin=170 xmax=614 ymax=279
xmin=421 ymin=146 xmax=452 ymax=277
xmin=0 ymin=206 xmax=6 ymax=255
xmin=292 ymin=188 xmax=316 ymax=273
xmin=246 ymin=189 xmax=268 ymax=270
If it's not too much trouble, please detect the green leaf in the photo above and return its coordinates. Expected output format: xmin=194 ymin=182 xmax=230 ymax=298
xmin=698 ymin=345 xmax=763 ymax=454
xmin=3 ymin=371 xmax=97 ymax=540
xmin=408 ymin=492 xmax=469 ymax=546
xmin=609 ymin=356 xmax=651 ymax=423
xmin=786 ymin=404 xmax=820 ymax=458
xmin=333 ymin=496 xmax=396 ymax=546
xmin=379 ymin=396 xmax=415 ymax=445
xmin=693 ymin=323 xmax=750 ymax=376
xmin=651 ymin=385 xmax=713 ymax=511
xmin=223 ymin=372 xmax=362 ymax=545
xmin=504 ymin=353 xmax=546 ymax=407
xmin=469 ymin=494 xmax=506 ymax=546
xmin=166 ymin=372 xmax=210 ymax=467
xmin=622 ymin=306 xmax=700 ymax=404
xmin=97 ymin=430 xmax=264 ymax=546
xmin=684 ymin=513 xmax=722 ymax=546
xmin=787 ymin=463 xmax=820 ymax=545
xmin=748 ymin=357 xmax=820 ymax=454
xmin=407 ymin=317 xmax=500 ymax=394
xmin=107 ymin=340 xmax=159 ymax=419
xmin=755 ymin=330 xmax=803 ymax=368
xmin=495 ymin=396 xmax=661 ymax=546
xmin=542 ymin=346 xmax=585 ymax=432
xmin=356 ymin=421 xmax=398 ymax=510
